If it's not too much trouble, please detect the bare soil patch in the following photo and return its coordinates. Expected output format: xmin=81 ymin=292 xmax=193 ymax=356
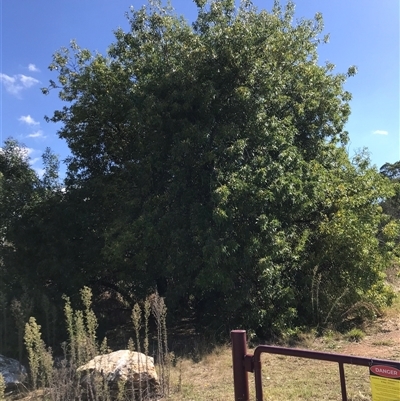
xmin=340 ymin=316 xmax=400 ymax=360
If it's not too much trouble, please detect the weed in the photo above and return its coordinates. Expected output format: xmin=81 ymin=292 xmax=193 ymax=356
xmin=151 ymin=293 xmax=169 ymax=397
xmin=62 ymin=286 xmax=99 ymax=367
xmin=326 ymin=342 xmax=338 ymax=349
xmin=371 ymin=340 xmax=394 ymax=346
xmin=323 ymin=328 xmax=341 ymax=341
xmin=24 ymin=316 xmax=53 ymax=390
xmin=344 ymin=328 xmax=365 ymax=342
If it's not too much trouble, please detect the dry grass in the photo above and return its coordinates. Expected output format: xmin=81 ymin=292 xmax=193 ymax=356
xmin=256 ymin=355 xmax=371 ymax=401
xmin=168 ymin=346 xmax=234 ymax=401
xmin=165 ymin=344 xmax=375 ymax=401
xmin=165 ymin=274 xmax=400 ymax=401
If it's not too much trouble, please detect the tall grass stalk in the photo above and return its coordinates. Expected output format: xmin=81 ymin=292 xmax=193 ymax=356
xmin=151 ymin=292 xmax=169 ymax=397
xmin=0 ymin=373 xmax=5 ymax=401
xmin=144 ymin=298 xmax=151 ymax=395
xmin=132 ymin=303 xmax=143 ymax=400
xmin=63 ymin=286 xmax=99 ymax=366
xmin=24 ymin=317 xmax=53 ymax=390
xmin=81 ymin=286 xmax=98 ymax=359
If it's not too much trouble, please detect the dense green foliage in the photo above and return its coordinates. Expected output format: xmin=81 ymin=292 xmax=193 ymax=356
xmin=1 ymin=1 xmax=399 ymax=350
xmin=380 ymin=161 xmax=400 ymax=221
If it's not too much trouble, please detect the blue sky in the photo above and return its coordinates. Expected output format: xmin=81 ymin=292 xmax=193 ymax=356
xmin=1 ymin=0 xmax=399 ymax=178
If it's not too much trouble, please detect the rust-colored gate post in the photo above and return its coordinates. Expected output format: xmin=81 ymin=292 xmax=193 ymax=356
xmin=231 ymin=330 xmax=250 ymax=401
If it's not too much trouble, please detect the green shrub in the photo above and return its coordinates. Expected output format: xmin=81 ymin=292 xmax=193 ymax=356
xmin=344 ymin=328 xmax=365 ymax=342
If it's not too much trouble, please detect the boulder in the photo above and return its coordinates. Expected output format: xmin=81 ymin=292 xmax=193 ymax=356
xmin=0 ymin=354 xmax=27 ymax=391
xmin=77 ymin=350 xmax=160 ymax=399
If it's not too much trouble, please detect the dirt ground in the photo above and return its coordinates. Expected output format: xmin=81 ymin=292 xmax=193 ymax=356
xmin=336 ymin=315 xmax=400 ymax=360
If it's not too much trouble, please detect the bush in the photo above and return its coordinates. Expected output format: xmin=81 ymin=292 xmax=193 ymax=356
xmin=344 ymin=328 xmax=365 ymax=342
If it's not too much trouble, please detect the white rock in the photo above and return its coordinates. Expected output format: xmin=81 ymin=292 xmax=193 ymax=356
xmin=77 ymin=350 xmax=160 ymax=399
xmin=0 ymin=354 xmax=27 ymax=390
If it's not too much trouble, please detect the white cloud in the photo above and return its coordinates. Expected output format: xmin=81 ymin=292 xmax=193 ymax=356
xmin=373 ymin=130 xmax=388 ymax=135
xmin=23 ymin=147 xmax=35 ymax=157
xmin=30 ymin=157 xmax=41 ymax=165
xmin=27 ymin=130 xmax=46 ymax=139
xmin=19 ymin=115 xmax=40 ymax=125
xmin=34 ymin=168 xmax=46 ymax=178
xmin=0 ymin=73 xmax=39 ymax=96
xmin=20 ymin=74 xmax=39 ymax=87
xmin=28 ymin=64 xmax=40 ymax=72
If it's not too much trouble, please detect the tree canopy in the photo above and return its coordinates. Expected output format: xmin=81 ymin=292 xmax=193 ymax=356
xmin=380 ymin=161 xmax=400 ymax=251
xmin=1 ymin=0 xmax=398 ymax=342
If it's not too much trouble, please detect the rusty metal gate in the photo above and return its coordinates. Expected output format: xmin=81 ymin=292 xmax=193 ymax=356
xmin=231 ymin=330 xmax=399 ymax=401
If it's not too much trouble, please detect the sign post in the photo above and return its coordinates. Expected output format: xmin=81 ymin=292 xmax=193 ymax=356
xmin=370 ymin=362 xmax=400 ymax=400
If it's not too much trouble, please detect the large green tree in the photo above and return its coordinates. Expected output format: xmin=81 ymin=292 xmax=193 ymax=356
xmin=39 ymin=0 xmax=397 ymax=336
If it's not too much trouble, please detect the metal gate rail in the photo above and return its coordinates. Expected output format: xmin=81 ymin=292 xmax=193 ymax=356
xmin=231 ymin=330 xmax=398 ymax=401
